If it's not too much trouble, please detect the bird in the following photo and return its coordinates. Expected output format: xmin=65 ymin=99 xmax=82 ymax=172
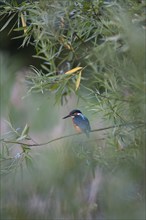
xmin=63 ymin=109 xmax=95 ymax=178
xmin=63 ymin=109 xmax=91 ymax=137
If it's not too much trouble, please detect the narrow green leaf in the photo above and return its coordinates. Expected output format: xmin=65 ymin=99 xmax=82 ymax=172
xmin=0 ymin=13 xmax=16 ymax=31
xmin=75 ymin=71 xmax=82 ymax=91
xmin=21 ymin=124 xmax=29 ymax=137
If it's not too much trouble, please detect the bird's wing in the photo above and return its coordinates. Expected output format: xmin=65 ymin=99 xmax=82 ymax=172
xmin=73 ymin=115 xmax=91 ymax=133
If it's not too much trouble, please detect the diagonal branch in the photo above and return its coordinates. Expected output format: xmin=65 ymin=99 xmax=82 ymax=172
xmin=1 ymin=122 xmax=144 ymax=147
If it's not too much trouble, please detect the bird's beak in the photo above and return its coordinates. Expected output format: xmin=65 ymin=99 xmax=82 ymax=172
xmin=62 ymin=114 xmax=71 ymax=119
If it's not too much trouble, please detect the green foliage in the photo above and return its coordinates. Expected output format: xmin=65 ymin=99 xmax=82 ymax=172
xmin=1 ymin=0 xmax=145 ymax=104
xmin=0 ymin=0 xmax=145 ymax=219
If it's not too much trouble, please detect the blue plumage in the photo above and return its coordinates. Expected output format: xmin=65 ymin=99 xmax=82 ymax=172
xmin=63 ymin=109 xmax=91 ymax=137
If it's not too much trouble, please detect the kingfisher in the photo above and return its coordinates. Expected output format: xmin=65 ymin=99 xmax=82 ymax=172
xmin=63 ymin=109 xmax=91 ymax=137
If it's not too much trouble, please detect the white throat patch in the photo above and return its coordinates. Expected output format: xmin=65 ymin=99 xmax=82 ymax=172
xmin=77 ymin=113 xmax=81 ymax=115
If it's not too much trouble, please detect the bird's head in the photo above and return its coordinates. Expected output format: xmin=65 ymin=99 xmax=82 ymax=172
xmin=63 ymin=109 xmax=82 ymax=119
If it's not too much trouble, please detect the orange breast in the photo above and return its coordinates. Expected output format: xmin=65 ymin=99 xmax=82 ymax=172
xmin=73 ymin=124 xmax=82 ymax=133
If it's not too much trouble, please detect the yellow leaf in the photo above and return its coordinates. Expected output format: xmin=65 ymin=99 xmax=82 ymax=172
xmin=20 ymin=13 xmax=27 ymax=33
xmin=59 ymin=36 xmax=74 ymax=51
xmin=75 ymin=71 xmax=82 ymax=91
xmin=64 ymin=43 xmax=73 ymax=50
xmin=65 ymin=67 xmax=83 ymax=75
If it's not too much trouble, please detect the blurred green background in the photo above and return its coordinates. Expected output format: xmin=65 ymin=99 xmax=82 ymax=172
xmin=0 ymin=0 xmax=145 ymax=219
